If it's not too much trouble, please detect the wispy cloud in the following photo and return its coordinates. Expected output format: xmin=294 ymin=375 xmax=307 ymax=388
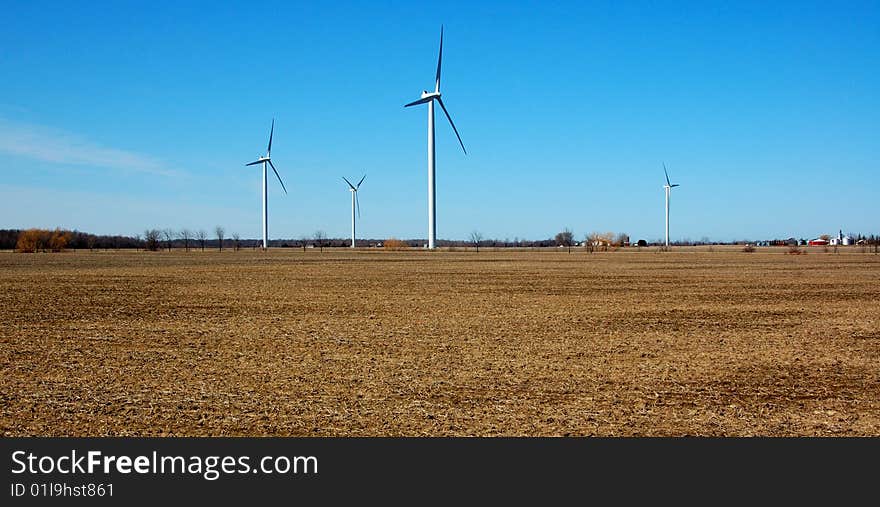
xmin=0 ymin=118 xmax=176 ymax=176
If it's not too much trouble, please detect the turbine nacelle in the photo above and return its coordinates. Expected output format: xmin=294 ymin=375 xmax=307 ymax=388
xmin=245 ymin=156 xmax=271 ymax=166
xmin=244 ymin=119 xmax=287 ymax=195
xmin=343 ymin=175 xmax=366 ymax=192
xmin=342 ymin=175 xmax=365 ymax=220
xmin=662 ymin=163 xmax=679 ymax=189
xmin=403 ymin=27 xmax=465 ymax=155
xmin=404 ymin=91 xmax=443 ymax=108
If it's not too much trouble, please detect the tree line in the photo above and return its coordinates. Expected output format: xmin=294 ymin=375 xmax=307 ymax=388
xmin=2 ymin=227 xmax=594 ymax=251
xmin=3 ymin=229 xmax=141 ymax=252
xmin=1 ymin=228 xmax=243 ymax=252
xmin=4 ymin=227 xmax=878 ymax=253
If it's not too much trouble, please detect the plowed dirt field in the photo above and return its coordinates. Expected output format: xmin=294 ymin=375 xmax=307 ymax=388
xmin=2 ymin=249 xmax=878 ymax=435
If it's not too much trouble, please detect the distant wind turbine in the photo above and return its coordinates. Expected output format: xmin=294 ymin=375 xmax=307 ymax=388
xmin=405 ymin=25 xmax=467 ymax=250
xmin=342 ymin=175 xmax=366 ymax=248
xmin=245 ymin=119 xmax=287 ymax=250
xmin=663 ymin=163 xmax=680 ymax=249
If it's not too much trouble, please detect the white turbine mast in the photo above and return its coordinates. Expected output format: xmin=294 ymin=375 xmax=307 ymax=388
xmin=663 ymin=162 xmax=680 ymax=249
xmin=404 ymin=25 xmax=467 ymax=250
xmin=343 ymin=174 xmax=366 ymax=248
xmin=245 ymin=118 xmax=288 ymax=250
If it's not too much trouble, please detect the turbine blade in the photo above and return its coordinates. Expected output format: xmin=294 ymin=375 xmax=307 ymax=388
xmin=245 ymin=160 xmax=263 ymax=166
xmin=268 ymin=159 xmax=287 ymax=195
xmin=342 ymin=176 xmax=356 ymax=190
xmin=267 ymin=118 xmax=274 ymax=156
xmin=435 ymin=25 xmax=443 ymax=93
xmin=437 ymin=97 xmax=466 ymax=155
xmin=356 ymin=174 xmax=366 ymax=189
xmin=671 ymin=184 xmax=681 ymax=188
xmin=356 ymin=191 xmax=361 ymax=219
xmin=663 ymin=163 xmax=671 ymax=186
xmin=404 ymin=96 xmax=432 ymax=107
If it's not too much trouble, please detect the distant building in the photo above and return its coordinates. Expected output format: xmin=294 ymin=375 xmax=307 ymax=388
xmin=829 ymin=229 xmax=853 ymax=246
xmin=768 ymin=238 xmax=798 ymax=246
xmin=808 ymin=239 xmax=828 ymax=246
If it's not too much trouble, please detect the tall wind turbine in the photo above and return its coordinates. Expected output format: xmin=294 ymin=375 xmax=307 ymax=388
xmin=662 ymin=163 xmax=680 ymax=249
xmin=405 ymin=25 xmax=467 ymax=250
xmin=343 ymin=175 xmax=366 ymax=248
xmin=245 ymin=119 xmax=288 ymax=250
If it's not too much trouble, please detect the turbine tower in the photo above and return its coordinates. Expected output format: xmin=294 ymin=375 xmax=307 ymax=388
xmin=663 ymin=163 xmax=680 ymax=249
xmin=343 ymin=175 xmax=366 ymax=248
xmin=245 ymin=119 xmax=288 ymax=250
xmin=405 ymin=25 xmax=466 ymax=250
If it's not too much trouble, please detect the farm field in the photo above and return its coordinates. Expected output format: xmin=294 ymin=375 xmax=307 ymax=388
xmin=1 ymin=248 xmax=879 ymax=436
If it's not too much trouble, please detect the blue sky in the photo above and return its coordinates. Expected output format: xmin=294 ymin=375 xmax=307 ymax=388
xmin=1 ymin=1 xmax=877 ymax=242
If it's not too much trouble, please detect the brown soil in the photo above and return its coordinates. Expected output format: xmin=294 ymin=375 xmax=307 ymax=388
xmin=1 ymin=248 xmax=878 ymax=436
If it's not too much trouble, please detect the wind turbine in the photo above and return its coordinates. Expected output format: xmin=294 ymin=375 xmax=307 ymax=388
xmin=662 ymin=163 xmax=680 ymax=249
xmin=405 ymin=25 xmax=467 ymax=250
xmin=342 ymin=175 xmax=366 ymax=248
xmin=245 ymin=119 xmax=288 ymax=250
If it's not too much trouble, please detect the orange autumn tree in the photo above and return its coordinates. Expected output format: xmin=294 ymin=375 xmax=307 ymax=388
xmin=384 ymin=238 xmax=408 ymax=250
xmin=16 ymin=229 xmax=45 ymax=252
xmin=49 ymin=229 xmax=72 ymax=252
xmin=16 ymin=228 xmax=72 ymax=253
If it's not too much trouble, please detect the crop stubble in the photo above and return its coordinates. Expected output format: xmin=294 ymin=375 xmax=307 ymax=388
xmin=1 ymin=249 xmax=878 ymax=436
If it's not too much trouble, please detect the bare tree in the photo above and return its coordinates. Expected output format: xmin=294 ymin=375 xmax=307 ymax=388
xmin=314 ymin=230 xmax=327 ymax=253
xmin=178 ymin=229 xmax=192 ymax=252
xmin=232 ymin=232 xmax=241 ymax=251
xmin=555 ymin=228 xmax=574 ymax=253
xmin=162 ymin=229 xmax=175 ymax=251
xmin=133 ymin=233 xmax=142 ymax=252
xmin=215 ymin=226 xmax=225 ymax=252
xmin=586 ymin=231 xmax=614 ymax=252
xmin=614 ymin=232 xmax=630 ymax=247
xmin=584 ymin=233 xmax=595 ymax=253
xmin=601 ymin=232 xmax=615 ymax=251
xmin=470 ymin=231 xmax=484 ymax=253
xmin=144 ymin=229 xmax=161 ymax=251
xmin=196 ymin=230 xmax=207 ymax=251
